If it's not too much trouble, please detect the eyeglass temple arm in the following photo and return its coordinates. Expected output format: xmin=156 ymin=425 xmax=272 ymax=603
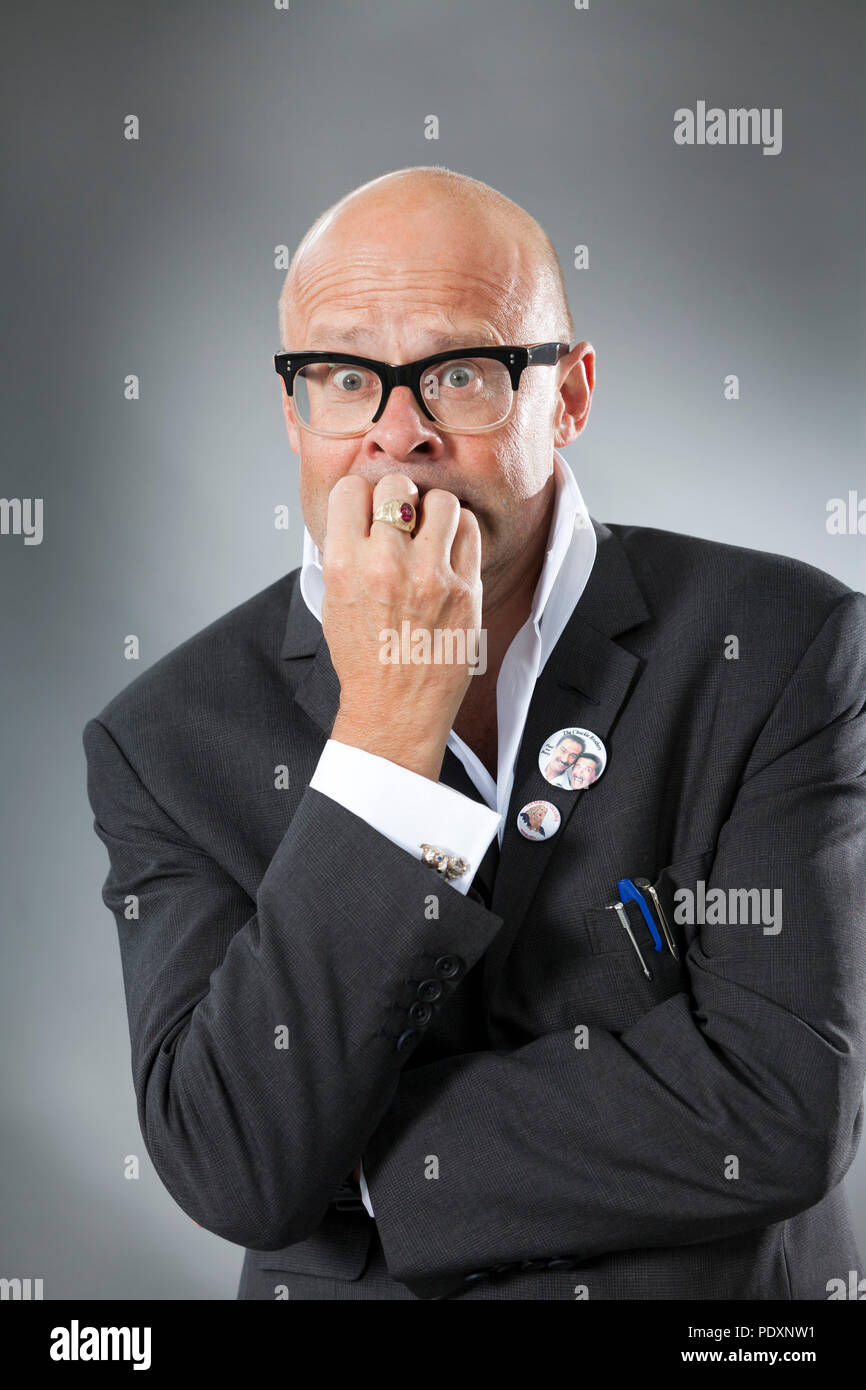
xmin=527 ymin=342 xmax=571 ymax=366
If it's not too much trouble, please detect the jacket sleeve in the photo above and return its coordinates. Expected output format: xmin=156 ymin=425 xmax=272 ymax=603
xmin=362 ymin=589 xmax=866 ymax=1299
xmin=82 ymin=716 xmax=504 ymax=1251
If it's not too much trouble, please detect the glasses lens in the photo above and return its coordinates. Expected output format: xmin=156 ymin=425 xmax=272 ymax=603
xmin=420 ymin=356 xmax=513 ymax=428
xmin=293 ymin=362 xmax=382 ymax=434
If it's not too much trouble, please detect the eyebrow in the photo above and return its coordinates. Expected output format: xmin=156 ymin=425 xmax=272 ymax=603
xmin=304 ymin=325 xmax=500 ymax=354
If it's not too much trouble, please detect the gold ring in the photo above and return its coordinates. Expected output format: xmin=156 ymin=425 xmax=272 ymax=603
xmin=372 ymin=498 xmax=416 ymax=533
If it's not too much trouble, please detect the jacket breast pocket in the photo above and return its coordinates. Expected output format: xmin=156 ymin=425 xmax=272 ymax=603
xmin=534 ymin=846 xmax=716 ymax=1035
xmin=582 ymin=846 xmax=716 ymax=960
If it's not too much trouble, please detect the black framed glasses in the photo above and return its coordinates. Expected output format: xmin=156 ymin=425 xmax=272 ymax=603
xmin=273 ymin=342 xmax=571 ymax=438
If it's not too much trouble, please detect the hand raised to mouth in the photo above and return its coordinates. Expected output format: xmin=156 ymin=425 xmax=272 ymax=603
xmin=322 ymin=471 xmax=482 ymax=782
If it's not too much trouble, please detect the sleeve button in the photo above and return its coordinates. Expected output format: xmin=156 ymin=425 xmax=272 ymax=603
xmin=434 ymin=954 xmax=464 ymax=980
xmin=395 ymin=1029 xmax=419 ymax=1053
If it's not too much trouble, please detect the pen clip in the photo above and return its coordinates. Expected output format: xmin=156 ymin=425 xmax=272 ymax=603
xmin=632 ymin=876 xmax=680 ymax=960
xmin=617 ymin=878 xmax=663 ymax=952
xmin=605 ymin=902 xmax=652 ymax=980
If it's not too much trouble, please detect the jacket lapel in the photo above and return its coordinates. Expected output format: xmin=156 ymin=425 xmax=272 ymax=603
xmin=481 ymin=520 xmax=651 ymax=1012
xmin=281 ymin=580 xmax=341 ymax=737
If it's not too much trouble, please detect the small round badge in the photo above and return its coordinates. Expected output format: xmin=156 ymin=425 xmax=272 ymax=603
xmin=517 ymin=800 xmax=561 ymax=841
xmin=538 ymin=727 xmax=607 ymax=791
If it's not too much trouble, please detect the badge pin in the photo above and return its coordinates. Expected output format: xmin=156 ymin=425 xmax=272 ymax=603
xmin=517 ymin=800 xmax=561 ymax=841
xmin=538 ymin=726 xmax=607 ymax=791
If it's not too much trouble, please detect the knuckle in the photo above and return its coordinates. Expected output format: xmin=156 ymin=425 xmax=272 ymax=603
xmin=424 ymin=488 xmax=460 ymax=514
xmin=410 ymin=565 xmax=449 ymax=602
xmin=323 ymin=549 xmax=349 ymax=581
xmin=376 ymin=473 xmax=417 ymax=499
xmin=449 ymin=574 xmax=475 ymax=608
xmin=370 ymin=556 xmax=403 ymax=591
xmin=330 ymin=475 xmax=368 ymax=506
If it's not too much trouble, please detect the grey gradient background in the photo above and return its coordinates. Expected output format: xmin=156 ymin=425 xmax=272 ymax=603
xmin=1 ymin=0 xmax=864 ymax=1298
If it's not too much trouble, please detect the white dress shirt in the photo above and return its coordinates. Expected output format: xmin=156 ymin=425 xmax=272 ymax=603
xmin=301 ymin=449 xmax=597 ymax=1217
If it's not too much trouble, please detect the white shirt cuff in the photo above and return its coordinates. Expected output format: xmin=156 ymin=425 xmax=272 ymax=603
xmin=309 ymin=739 xmax=501 ymax=894
xmin=358 ymin=1159 xmax=374 ymax=1219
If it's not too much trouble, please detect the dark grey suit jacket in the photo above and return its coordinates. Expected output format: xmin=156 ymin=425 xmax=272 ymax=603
xmin=82 ymin=519 xmax=866 ymax=1300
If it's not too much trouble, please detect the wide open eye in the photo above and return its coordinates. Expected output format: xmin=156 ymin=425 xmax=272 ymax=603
xmin=330 ymin=366 xmax=375 ymax=393
xmin=439 ymin=362 xmax=477 ymax=391
xmin=420 ymin=356 xmax=511 ymax=427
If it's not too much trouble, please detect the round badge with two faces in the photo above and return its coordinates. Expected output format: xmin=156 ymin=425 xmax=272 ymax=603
xmin=538 ymin=726 xmax=607 ymax=792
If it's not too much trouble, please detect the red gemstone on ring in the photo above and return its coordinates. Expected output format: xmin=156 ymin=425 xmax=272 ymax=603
xmin=400 ymin=504 xmax=414 ymax=524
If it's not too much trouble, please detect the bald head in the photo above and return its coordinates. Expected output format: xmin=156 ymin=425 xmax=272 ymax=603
xmin=278 ymin=166 xmax=574 ymax=351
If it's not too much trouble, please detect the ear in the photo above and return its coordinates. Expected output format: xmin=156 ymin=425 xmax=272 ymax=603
xmin=280 ymin=379 xmax=301 ymax=455
xmin=553 ymin=342 xmax=595 ymax=448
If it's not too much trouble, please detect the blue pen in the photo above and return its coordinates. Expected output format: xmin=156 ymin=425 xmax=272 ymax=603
xmin=617 ymin=878 xmax=663 ymax=952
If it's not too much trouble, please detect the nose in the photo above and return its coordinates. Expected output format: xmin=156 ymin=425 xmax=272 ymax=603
xmin=361 ymin=384 xmax=445 ymax=463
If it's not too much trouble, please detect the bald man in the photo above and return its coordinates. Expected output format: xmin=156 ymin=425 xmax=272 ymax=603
xmin=84 ymin=166 xmax=866 ymax=1302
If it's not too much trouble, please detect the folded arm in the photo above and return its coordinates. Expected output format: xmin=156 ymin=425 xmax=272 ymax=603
xmin=363 ymin=590 xmax=866 ymax=1298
